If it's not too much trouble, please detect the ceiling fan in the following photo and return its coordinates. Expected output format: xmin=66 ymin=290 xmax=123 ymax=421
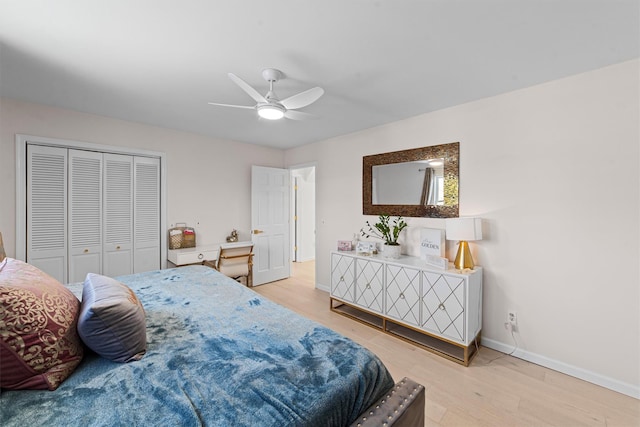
xmin=208 ymin=68 xmax=324 ymax=120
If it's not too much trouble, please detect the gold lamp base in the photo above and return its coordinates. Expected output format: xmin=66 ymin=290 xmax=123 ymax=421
xmin=454 ymin=241 xmax=475 ymax=270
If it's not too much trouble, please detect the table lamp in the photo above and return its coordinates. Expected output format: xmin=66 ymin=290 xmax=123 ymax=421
xmin=445 ymin=218 xmax=482 ymax=270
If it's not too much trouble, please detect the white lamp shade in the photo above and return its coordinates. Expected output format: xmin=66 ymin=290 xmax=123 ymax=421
xmin=445 ymin=218 xmax=482 ymax=241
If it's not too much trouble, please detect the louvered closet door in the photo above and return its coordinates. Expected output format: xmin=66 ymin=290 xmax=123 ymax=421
xmin=27 ymin=145 xmax=68 ymax=283
xmin=68 ymin=149 xmax=103 ymax=283
xmin=133 ymin=156 xmax=160 ymax=273
xmin=103 ymin=153 xmax=133 ymax=277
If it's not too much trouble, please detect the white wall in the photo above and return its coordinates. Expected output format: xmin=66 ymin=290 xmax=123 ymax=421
xmin=0 ymin=97 xmax=285 ymax=257
xmin=284 ymin=60 xmax=640 ymax=397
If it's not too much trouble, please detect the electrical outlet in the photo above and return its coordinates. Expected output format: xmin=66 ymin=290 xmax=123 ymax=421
xmin=508 ymin=311 xmax=517 ymax=325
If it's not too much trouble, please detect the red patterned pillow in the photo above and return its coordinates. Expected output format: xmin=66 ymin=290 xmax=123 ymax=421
xmin=0 ymin=258 xmax=84 ymax=390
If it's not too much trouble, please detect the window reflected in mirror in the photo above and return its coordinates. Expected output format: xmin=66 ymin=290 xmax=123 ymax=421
xmin=372 ymin=159 xmax=444 ymax=205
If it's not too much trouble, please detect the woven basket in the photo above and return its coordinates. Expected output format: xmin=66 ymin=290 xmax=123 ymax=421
xmin=169 ymin=232 xmax=183 ymax=249
xmin=168 ymin=223 xmax=196 ymax=249
xmin=182 ymin=228 xmax=196 ymax=248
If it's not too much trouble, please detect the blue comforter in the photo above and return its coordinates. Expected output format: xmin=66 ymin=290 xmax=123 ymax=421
xmin=1 ymin=266 xmax=394 ymax=426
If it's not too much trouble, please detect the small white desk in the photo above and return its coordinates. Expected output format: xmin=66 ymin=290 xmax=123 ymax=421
xmin=168 ymin=245 xmax=220 ymax=267
xmin=167 ymin=241 xmax=253 ymax=267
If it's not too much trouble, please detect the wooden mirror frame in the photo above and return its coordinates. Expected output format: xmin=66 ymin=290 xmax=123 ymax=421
xmin=363 ymin=142 xmax=459 ymax=218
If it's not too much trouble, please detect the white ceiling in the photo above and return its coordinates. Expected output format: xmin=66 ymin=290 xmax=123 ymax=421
xmin=1 ymin=1 xmax=638 ymax=149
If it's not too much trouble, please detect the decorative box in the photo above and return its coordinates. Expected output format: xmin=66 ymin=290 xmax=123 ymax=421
xmin=337 ymin=240 xmax=353 ymax=251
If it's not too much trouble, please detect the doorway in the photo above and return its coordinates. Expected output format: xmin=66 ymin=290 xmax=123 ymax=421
xmin=290 ymin=165 xmax=316 ymax=283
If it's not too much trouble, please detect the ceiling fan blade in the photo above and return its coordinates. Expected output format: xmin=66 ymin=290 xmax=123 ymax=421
xmin=280 ymin=87 xmax=324 ymax=110
xmin=284 ymin=110 xmax=316 ymax=120
xmin=207 ymin=102 xmax=255 ymax=110
xmin=228 ymin=73 xmax=267 ymax=104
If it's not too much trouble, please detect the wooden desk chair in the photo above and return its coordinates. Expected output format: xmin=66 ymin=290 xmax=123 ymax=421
xmin=210 ymin=243 xmax=254 ymax=287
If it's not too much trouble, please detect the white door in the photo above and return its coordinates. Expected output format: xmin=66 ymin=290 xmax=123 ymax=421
xmin=103 ymin=153 xmax=134 ymax=277
xmin=133 ymin=156 xmax=160 ymax=273
xmin=251 ymin=166 xmax=291 ymax=285
xmin=27 ymin=145 xmax=68 ymax=283
xmin=68 ymin=149 xmax=103 ymax=283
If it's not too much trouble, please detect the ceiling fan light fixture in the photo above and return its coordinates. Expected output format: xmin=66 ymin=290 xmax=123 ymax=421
xmin=209 ymin=69 xmax=323 ymax=121
xmin=257 ymin=104 xmax=285 ymax=120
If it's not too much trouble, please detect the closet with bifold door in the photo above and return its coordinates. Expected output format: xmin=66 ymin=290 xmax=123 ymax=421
xmin=27 ymin=144 xmax=160 ymax=284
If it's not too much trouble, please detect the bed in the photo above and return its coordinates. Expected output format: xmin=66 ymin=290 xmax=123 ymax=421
xmin=0 ymin=235 xmax=424 ymax=426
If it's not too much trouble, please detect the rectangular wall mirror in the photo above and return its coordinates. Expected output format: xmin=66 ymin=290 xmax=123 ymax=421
xmin=363 ymin=142 xmax=459 ymax=218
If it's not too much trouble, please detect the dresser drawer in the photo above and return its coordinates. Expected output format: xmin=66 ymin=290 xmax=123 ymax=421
xmin=421 ymin=272 xmax=466 ymax=342
xmin=354 ymin=258 xmax=384 ymax=313
xmin=168 ymin=246 xmax=219 ymax=266
xmin=331 ymin=252 xmax=356 ymax=303
xmin=385 ymin=264 xmax=421 ymax=327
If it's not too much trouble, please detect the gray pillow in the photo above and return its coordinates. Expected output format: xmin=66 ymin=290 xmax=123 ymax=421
xmin=78 ymin=273 xmax=146 ymax=362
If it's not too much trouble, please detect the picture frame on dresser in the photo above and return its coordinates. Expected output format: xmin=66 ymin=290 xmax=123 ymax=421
xmin=420 ymin=228 xmax=447 ymax=269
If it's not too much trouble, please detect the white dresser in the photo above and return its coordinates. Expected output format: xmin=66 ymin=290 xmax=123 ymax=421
xmin=330 ymin=250 xmax=482 ymax=365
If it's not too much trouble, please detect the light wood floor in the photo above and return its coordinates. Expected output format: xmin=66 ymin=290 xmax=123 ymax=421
xmin=253 ymin=261 xmax=640 ymax=427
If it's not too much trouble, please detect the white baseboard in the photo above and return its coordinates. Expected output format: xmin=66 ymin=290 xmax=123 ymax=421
xmin=482 ymin=337 xmax=640 ymax=399
xmin=316 ymin=282 xmax=330 ymax=293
